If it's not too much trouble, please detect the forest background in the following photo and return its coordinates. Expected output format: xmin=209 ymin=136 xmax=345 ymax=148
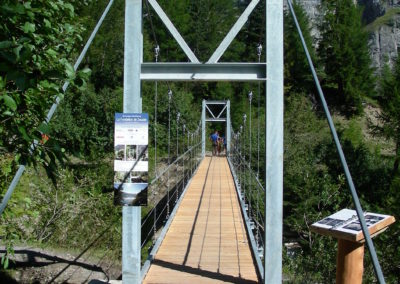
xmin=1 ymin=0 xmax=400 ymax=282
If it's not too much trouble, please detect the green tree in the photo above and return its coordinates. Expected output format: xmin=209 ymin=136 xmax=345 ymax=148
xmin=318 ymin=0 xmax=374 ymax=114
xmin=377 ymin=55 xmax=400 ymax=174
xmin=0 ymin=1 xmax=92 ymax=178
xmin=284 ymin=1 xmax=316 ymax=94
xmin=187 ymin=0 xmax=243 ymax=62
xmin=283 ymin=94 xmax=347 ymax=282
xmin=51 ymin=85 xmax=122 ymax=160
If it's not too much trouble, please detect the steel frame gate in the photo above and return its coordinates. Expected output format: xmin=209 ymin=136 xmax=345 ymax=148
xmin=123 ymin=0 xmax=283 ymax=283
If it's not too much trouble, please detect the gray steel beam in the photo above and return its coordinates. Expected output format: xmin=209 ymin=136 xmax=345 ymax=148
xmin=216 ymin=104 xmax=227 ymax=118
xmin=206 ymin=100 xmax=229 ymax=105
xmin=205 ymin=105 xmax=216 ymax=118
xmin=265 ymin=0 xmax=284 ymax=283
xmin=208 ymin=0 xmax=260 ymax=63
xmin=147 ymin=0 xmax=199 ymax=63
xmin=123 ymin=0 xmax=142 ymax=283
xmin=205 ymin=118 xmax=227 ymax=122
xmin=141 ymin=63 xmax=266 ymax=81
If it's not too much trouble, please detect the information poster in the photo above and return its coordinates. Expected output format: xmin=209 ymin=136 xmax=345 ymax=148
xmin=114 ymin=113 xmax=148 ymax=206
xmin=311 ymin=208 xmax=395 ymax=242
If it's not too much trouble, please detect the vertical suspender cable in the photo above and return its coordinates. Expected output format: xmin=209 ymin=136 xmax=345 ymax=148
xmin=154 ymin=45 xmax=160 ymax=176
xmin=256 ymin=44 xmax=262 ymax=246
xmin=176 ymin=112 xmax=180 ymax=203
xmin=248 ymin=92 xmax=253 ymax=218
xmin=0 ymin=0 xmax=115 ymax=215
xmin=243 ymin=114 xmax=247 ymax=203
xmin=257 ymin=44 xmax=262 ymax=178
xmin=152 ymin=45 xmax=160 ymax=244
xmin=287 ymin=0 xmax=385 ymax=282
xmin=167 ymin=90 xmax=172 ymax=218
xmin=239 ymin=126 xmax=243 ymax=192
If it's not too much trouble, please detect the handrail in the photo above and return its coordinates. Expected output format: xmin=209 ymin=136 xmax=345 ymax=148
xmin=230 ymin=144 xmax=265 ymax=192
xmin=150 ymin=141 xmax=202 ymax=186
xmin=227 ymin=156 xmax=264 ymax=280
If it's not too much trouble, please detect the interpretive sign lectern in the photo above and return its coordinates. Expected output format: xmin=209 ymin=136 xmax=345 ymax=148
xmin=311 ymin=209 xmax=395 ymax=284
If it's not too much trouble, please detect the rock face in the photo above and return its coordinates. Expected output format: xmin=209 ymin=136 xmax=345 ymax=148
xmin=369 ymin=13 xmax=400 ymax=70
xmin=293 ymin=0 xmax=400 ymax=71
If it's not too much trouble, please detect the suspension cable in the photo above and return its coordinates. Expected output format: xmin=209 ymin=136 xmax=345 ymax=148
xmin=287 ymin=0 xmax=385 ymax=282
xmin=145 ymin=0 xmax=159 ymax=47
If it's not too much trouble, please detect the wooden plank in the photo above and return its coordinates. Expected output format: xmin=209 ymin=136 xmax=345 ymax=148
xmin=143 ymin=157 xmax=259 ymax=283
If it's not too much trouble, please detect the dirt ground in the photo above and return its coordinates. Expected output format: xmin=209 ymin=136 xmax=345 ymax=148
xmin=0 ymin=246 xmax=121 ymax=283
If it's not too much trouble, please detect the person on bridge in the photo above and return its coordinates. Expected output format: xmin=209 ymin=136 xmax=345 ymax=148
xmin=221 ymin=135 xmax=226 ymax=155
xmin=217 ymin=135 xmax=224 ymax=156
xmin=210 ymin=130 xmax=219 ymax=156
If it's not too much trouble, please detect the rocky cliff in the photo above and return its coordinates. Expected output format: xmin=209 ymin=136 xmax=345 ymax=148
xmin=294 ymin=0 xmax=400 ymax=71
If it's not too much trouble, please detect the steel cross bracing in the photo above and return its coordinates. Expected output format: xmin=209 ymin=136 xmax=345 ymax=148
xmin=125 ymin=0 xmax=283 ymax=283
xmin=201 ymin=100 xmax=231 ymax=156
xmin=143 ymin=0 xmax=266 ymax=81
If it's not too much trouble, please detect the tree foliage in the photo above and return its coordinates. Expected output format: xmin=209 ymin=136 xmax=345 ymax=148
xmin=377 ymin=55 xmax=400 ymax=174
xmin=318 ymin=0 xmax=375 ymax=114
xmin=284 ymin=0 xmax=316 ymax=94
xmin=0 ymin=0 xmax=92 ymax=177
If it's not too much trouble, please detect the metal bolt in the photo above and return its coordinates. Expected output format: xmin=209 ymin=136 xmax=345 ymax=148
xmin=248 ymin=91 xmax=253 ymax=102
xmin=257 ymin=43 xmax=262 ymax=57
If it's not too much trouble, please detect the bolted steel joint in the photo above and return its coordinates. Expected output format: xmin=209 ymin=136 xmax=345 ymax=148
xmin=248 ymin=91 xmax=253 ymax=102
xmin=154 ymin=45 xmax=160 ymax=60
xmin=257 ymin=43 xmax=262 ymax=57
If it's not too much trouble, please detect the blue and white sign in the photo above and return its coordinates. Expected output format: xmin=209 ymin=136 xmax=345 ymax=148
xmin=114 ymin=113 xmax=148 ymax=206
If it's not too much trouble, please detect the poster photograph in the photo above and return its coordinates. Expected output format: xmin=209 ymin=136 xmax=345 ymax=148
xmin=114 ymin=113 xmax=148 ymax=206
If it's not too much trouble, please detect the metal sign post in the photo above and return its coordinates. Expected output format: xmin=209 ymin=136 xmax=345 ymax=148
xmin=122 ymin=0 xmax=142 ymax=283
xmin=265 ymin=0 xmax=284 ymax=283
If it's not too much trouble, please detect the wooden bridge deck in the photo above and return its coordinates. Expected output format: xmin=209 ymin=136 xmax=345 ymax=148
xmin=143 ymin=157 xmax=259 ymax=284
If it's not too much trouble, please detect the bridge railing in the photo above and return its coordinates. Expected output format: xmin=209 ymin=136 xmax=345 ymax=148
xmin=140 ymin=140 xmax=203 ymax=279
xmin=228 ymin=132 xmax=266 ymax=279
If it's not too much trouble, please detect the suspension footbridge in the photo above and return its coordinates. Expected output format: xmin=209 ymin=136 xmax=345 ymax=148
xmin=143 ymin=157 xmax=259 ymax=283
xmin=0 ymin=0 xmax=390 ymax=283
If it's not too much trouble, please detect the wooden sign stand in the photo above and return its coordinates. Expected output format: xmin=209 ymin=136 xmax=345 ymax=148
xmin=310 ymin=209 xmax=395 ymax=284
xmin=336 ymin=239 xmax=364 ymax=284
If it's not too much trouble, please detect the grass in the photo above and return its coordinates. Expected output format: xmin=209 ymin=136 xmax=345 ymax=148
xmin=365 ymin=7 xmax=400 ymax=32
